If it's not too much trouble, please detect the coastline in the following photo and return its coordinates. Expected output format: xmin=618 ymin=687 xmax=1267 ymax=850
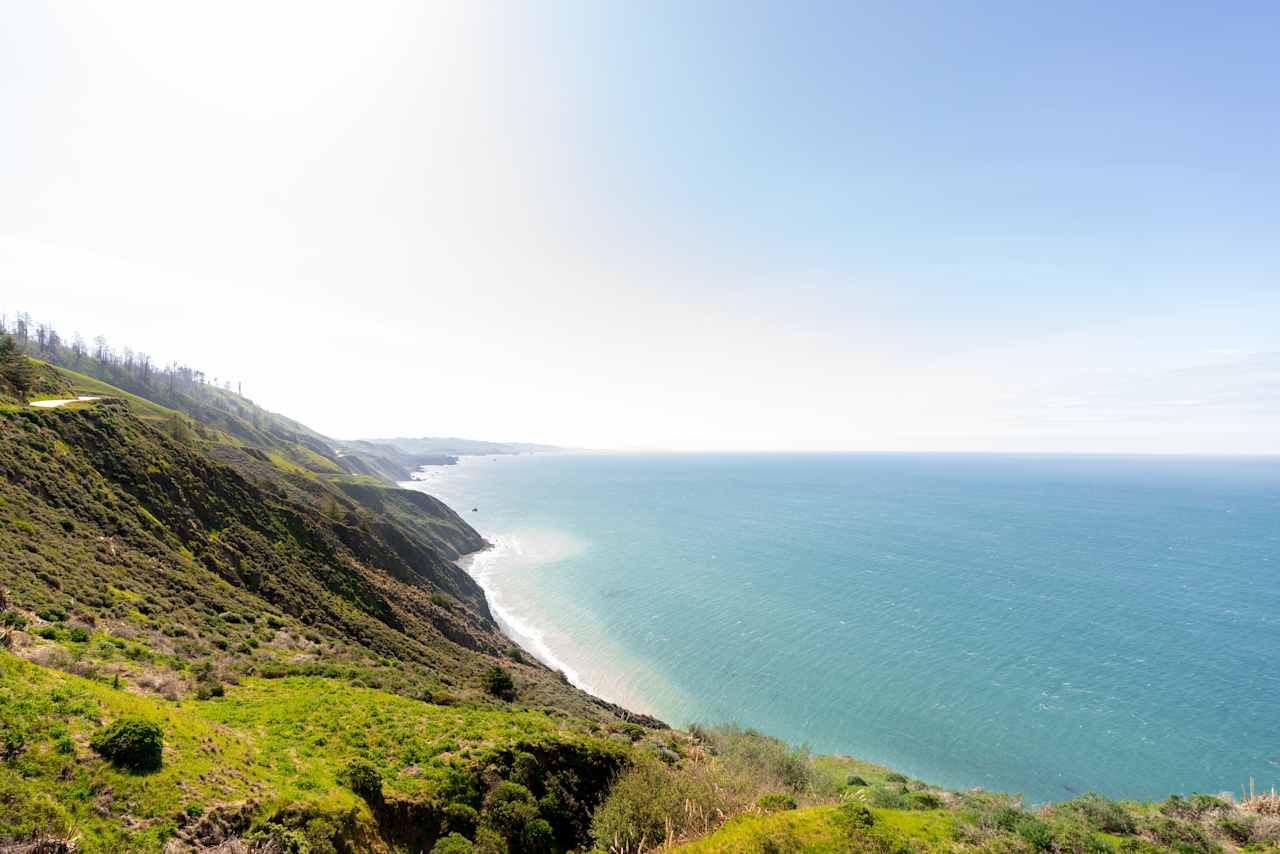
xmin=455 ymin=541 xmax=595 ymax=696
xmin=450 ymin=530 xmax=671 ymax=721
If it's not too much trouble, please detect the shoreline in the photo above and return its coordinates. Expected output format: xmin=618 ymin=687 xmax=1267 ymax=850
xmin=455 ymin=537 xmax=658 ymax=716
xmin=455 ymin=542 xmax=595 ymax=695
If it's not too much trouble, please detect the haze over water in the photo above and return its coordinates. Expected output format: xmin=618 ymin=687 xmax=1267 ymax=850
xmin=410 ymin=452 xmax=1280 ymax=804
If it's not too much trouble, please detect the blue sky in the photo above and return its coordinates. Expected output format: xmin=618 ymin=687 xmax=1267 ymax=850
xmin=2 ymin=2 xmax=1277 ymax=451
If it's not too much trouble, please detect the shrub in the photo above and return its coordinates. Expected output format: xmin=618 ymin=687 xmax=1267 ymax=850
xmin=869 ymin=786 xmax=912 ymax=810
xmin=1145 ymin=816 xmax=1217 ymax=853
xmin=482 ymin=665 xmax=515 ymax=700
xmin=833 ymin=802 xmax=875 ymax=834
xmin=846 ymin=774 xmax=868 ymax=787
xmin=750 ymin=827 xmax=802 ymax=853
xmin=89 ymin=716 xmax=163 ymax=770
xmin=37 ymin=607 xmax=66 ymax=623
xmin=885 ymin=772 xmax=909 ymax=784
xmin=339 ymin=757 xmax=382 ymax=801
xmin=908 ymin=791 xmax=943 ymax=810
xmin=473 ymin=827 xmax=507 ymax=854
xmin=1058 ymin=792 xmax=1137 ymax=834
xmin=758 ymin=793 xmax=797 ymax=812
xmin=694 ymin=724 xmax=820 ymax=795
xmin=522 ymin=817 xmax=555 ymax=853
xmin=67 ymin=626 xmax=89 ymax=643
xmin=431 ymin=833 xmax=476 ymax=854
xmin=591 ymin=758 xmax=731 ymax=850
xmin=1217 ymin=812 xmax=1255 ymax=844
xmin=483 ymin=781 xmax=539 ymax=836
xmin=431 ymin=801 xmax=473 ymax=839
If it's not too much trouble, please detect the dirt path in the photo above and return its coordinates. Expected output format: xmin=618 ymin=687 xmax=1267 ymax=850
xmin=30 ymin=395 xmax=102 ymax=408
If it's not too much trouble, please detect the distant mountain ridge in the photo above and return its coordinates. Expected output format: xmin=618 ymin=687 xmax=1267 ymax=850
xmin=359 ymin=436 xmax=567 ymax=457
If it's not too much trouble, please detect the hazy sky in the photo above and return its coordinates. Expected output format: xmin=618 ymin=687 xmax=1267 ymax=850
xmin=4 ymin=1 xmax=1278 ymax=452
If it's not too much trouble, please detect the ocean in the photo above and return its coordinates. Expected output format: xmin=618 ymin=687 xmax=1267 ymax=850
xmin=406 ymin=452 xmax=1280 ymax=804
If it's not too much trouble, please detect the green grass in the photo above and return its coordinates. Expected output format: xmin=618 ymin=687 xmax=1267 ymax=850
xmin=672 ymin=804 xmax=957 ymax=853
xmin=50 ymin=364 xmax=178 ymax=422
xmin=0 ymin=652 xmax=624 ymax=853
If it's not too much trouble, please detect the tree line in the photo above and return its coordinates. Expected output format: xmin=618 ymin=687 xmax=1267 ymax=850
xmin=0 ymin=309 xmax=242 ymax=401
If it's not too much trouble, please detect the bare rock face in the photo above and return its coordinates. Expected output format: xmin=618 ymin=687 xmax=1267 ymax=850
xmin=161 ymin=801 xmax=258 ymax=853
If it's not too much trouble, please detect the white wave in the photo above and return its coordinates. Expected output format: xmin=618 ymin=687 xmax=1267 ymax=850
xmin=457 ymin=531 xmax=600 ymax=696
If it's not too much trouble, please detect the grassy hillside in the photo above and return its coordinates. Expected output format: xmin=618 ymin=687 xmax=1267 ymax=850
xmin=0 ymin=652 xmax=632 ymax=853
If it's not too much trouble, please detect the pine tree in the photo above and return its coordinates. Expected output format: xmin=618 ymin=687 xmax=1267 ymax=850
xmin=0 ymin=334 xmax=35 ymax=399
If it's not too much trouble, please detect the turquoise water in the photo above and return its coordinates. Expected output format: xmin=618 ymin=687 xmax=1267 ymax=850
xmin=408 ymin=453 xmax=1280 ymax=803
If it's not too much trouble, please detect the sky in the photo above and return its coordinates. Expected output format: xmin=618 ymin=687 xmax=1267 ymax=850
xmin=3 ymin=1 xmax=1278 ymax=453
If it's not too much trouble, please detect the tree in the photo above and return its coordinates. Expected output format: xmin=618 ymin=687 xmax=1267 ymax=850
xmin=0 ymin=335 xmax=34 ymax=399
xmin=482 ymin=665 xmax=515 ymax=700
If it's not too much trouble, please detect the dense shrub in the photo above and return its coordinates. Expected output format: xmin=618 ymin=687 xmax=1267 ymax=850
xmin=833 ymin=802 xmax=875 ymax=833
xmin=522 ymin=817 xmax=555 ymax=853
xmin=67 ymin=626 xmax=89 ymax=643
xmin=339 ymin=757 xmax=382 ymax=801
xmin=1145 ymin=816 xmax=1218 ymax=853
xmin=482 ymin=781 xmax=540 ymax=847
xmin=442 ymin=802 xmax=479 ymax=837
xmin=694 ymin=723 xmax=822 ymax=796
xmin=907 ymin=791 xmax=943 ymax=810
xmin=89 ymin=716 xmax=163 ymax=770
xmin=869 ymin=786 xmax=912 ymax=810
xmin=1217 ymin=812 xmax=1255 ymax=844
xmin=1058 ymin=792 xmax=1137 ymax=834
xmin=846 ymin=774 xmax=868 ymax=787
xmin=758 ymin=792 xmax=797 ymax=812
xmin=591 ymin=758 xmax=730 ymax=850
xmin=430 ymin=833 xmax=475 ymax=854
xmin=885 ymin=772 xmax=909 ymax=784
xmin=482 ymin=665 xmax=515 ymax=700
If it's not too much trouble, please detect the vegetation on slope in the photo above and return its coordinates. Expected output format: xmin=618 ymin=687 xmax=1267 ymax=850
xmin=4 ymin=323 xmax=1278 ymax=853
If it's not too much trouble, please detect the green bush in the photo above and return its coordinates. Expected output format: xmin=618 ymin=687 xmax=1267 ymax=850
xmin=869 ymin=786 xmax=912 ymax=810
xmin=67 ymin=626 xmax=89 ymax=643
xmin=833 ymin=802 xmax=875 ymax=834
xmin=693 ymin=723 xmax=820 ymax=795
xmin=442 ymin=802 xmax=479 ymax=837
xmin=1058 ymin=792 xmax=1137 ymax=834
xmin=845 ymin=774 xmax=868 ymax=787
xmin=908 ymin=791 xmax=943 ymax=810
xmin=339 ymin=757 xmax=382 ymax=801
xmin=482 ymin=665 xmax=515 ymax=700
xmin=431 ymin=833 xmax=476 ymax=854
xmin=89 ymin=716 xmax=163 ymax=771
xmin=522 ymin=817 xmax=554 ymax=853
xmin=757 ymin=793 xmax=797 ymax=812
xmin=1145 ymin=816 xmax=1217 ymax=853
xmin=482 ymin=781 xmax=539 ymax=848
xmin=885 ymin=772 xmax=909 ymax=784
xmin=1217 ymin=812 xmax=1255 ymax=844
xmin=591 ymin=758 xmax=730 ymax=850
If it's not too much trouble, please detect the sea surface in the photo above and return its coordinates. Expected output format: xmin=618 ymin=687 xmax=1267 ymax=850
xmin=405 ymin=453 xmax=1280 ymax=803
